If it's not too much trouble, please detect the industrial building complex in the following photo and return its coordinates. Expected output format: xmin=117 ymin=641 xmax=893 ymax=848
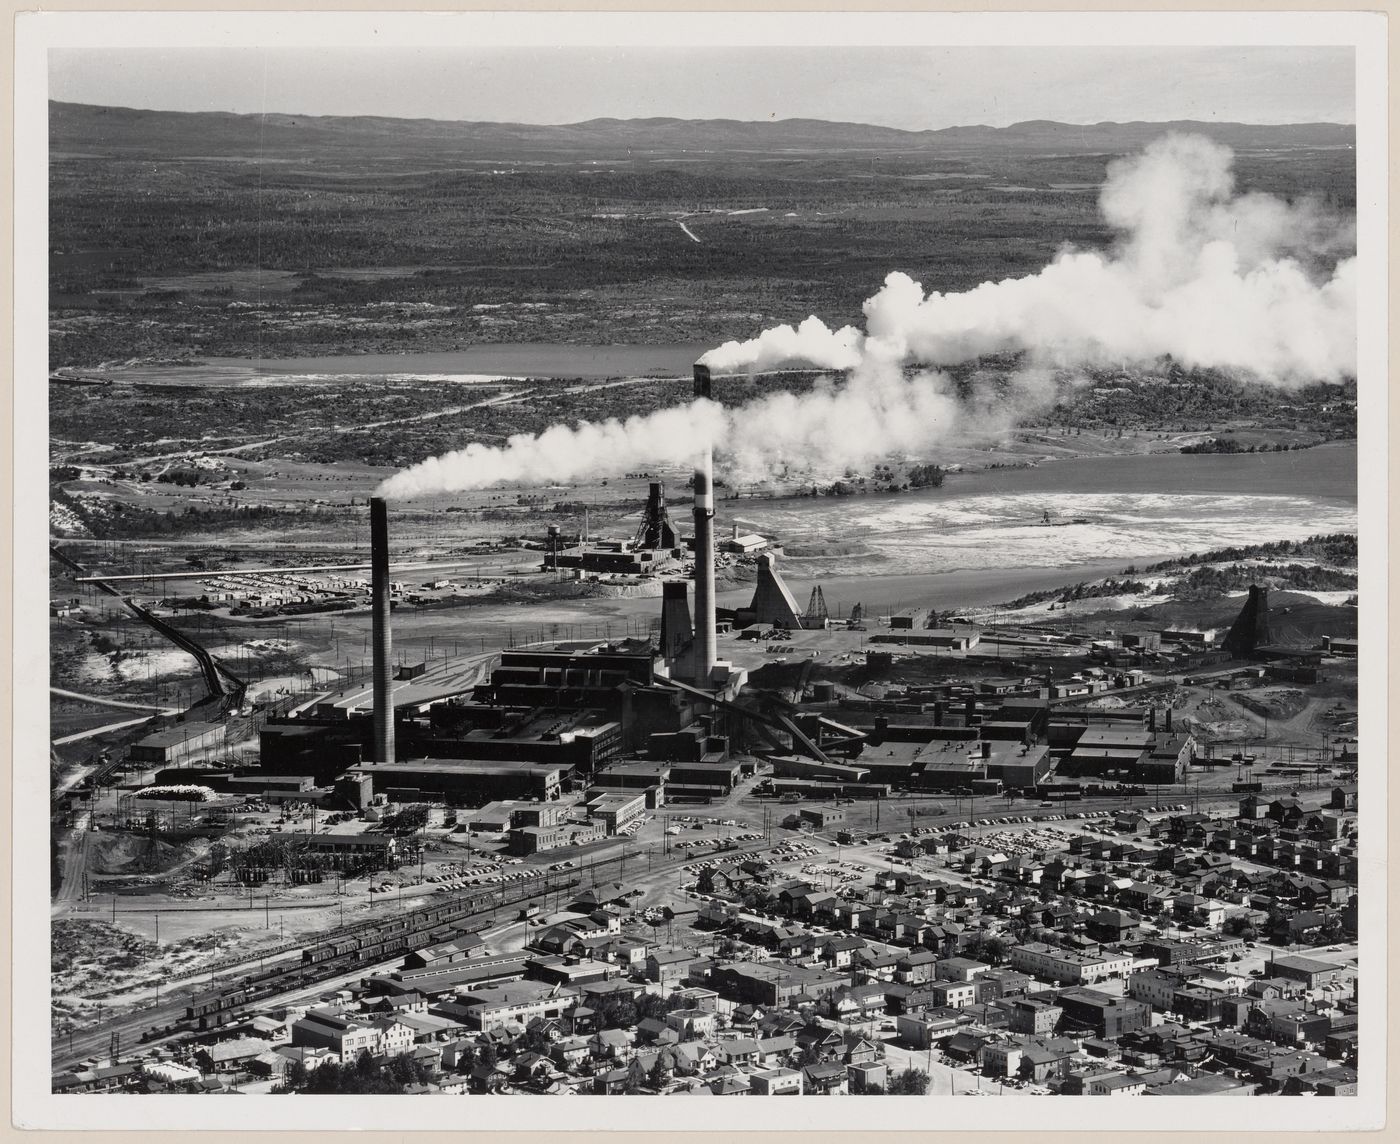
xmin=47 ymin=364 xmax=1362 ymax=1103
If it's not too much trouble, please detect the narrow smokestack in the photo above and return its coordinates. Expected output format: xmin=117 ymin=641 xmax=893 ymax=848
xmin=370 ymin=497 xmax=396 ymax=764
xmin=692 ymin=364 xmax=717 ymax=684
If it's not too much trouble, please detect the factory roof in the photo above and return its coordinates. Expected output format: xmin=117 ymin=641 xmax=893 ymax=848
xmin=441 ymin=712 xmax=619 ymax=744
xmin=1076 ymin=727 xmax=1155 ymax=748
xmin=587 ymin=792 xmax=645 ymax=809
xmin=452 ymin=981 xmax=577 ymax=1008
xmin=351 ymin=759 xmax=564 ymax=778
xmin=133 ymin=721 xmax=226 ymax=749
xmin=1069 ymin=747 xmax=1148 ymax=762
xmin=469 ymin=800 xmax=521 ymax=820
xmin=318 ymin=658 xmax=488 ymax=714
xmin=596 ymin=761 xmax=670 ymax=778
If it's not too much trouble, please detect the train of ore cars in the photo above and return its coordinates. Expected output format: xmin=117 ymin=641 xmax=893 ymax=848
xmin=181 ymin=873 xmax=578 ymax=1031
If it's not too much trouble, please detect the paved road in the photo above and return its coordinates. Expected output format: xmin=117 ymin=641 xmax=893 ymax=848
xmin=50 ymin=688 xmax=176 ymax=714
xmin=52 ymin=716 xmax=161 ymax=746
xmin=881 ymin=1037 xmax=1013 ymax=1096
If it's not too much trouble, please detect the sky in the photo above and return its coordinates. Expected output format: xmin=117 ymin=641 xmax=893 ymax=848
xmin=49 ymin=46 xmax=1355 ymax=130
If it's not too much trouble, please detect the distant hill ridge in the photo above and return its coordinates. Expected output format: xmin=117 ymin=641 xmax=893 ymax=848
xmin=50 ymin=101 xmax=1354 ymax=157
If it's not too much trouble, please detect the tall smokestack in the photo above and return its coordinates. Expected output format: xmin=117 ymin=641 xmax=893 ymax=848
xmin=370 ymin=497 xmax=396 ymax=764
xmin=692 ymin=364 xmax=717 ymax=685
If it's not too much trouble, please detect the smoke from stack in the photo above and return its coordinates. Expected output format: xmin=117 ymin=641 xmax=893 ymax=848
xmin=706 ymin=134 xmax=1355 ymax=382
xmin=376 ymin=134 xmax=1354 ymax=501
xmin=369 ymin=497 xmax=396 ymax=764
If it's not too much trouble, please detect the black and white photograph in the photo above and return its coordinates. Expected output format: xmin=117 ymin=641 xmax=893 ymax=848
xmin=11 ymin=9 xmax=1388 ymax=1133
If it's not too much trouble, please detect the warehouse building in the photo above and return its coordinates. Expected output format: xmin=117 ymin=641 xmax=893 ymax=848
xmin=348 ymin=759 xmax=565 ymax=805
xmin=281 ymin=832 xmax=399 ymax=871
xmin=129 ymin=721 xmax=227 ymax=765
xmin=418 ymin=709 xmax=623 ymax=774
xmin=873 ymin=629 xmax=980 ymax=650
xmin=591 ymin=761 xmax=668 ymax=808
xmin=508 ymin=820 xmax=604 ymax=855
xmin=586 ymin=791 xmax=648 ymax=834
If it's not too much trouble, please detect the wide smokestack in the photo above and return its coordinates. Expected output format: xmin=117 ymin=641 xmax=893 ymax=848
xmin=660 ymin=581 xmax=694 ymax=667
xmin=370 ymin=497 xmax=396 ymax=763
xmin=692 ymin=364 xmax=717 ymax=685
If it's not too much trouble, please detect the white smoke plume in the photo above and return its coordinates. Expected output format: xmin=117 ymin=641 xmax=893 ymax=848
xmin=376 ymin=355 xmax=1049 ymax=499
xmin=378 ymin=134 xmax=1354 ymax=500
xmin=707 ymin=133 xmax=1355 ymax=383
xmin=701 ymin=315 xmax=865 ymax=374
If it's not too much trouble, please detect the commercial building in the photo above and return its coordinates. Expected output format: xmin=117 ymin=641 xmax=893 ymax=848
xmin=291 ymin=1008 xmax=414 ymax=1058
xmin=1007 ymin=996 xmax=1064 ymax=1035
xmin=1056 ymin=988 xmax=1151 ymax=1039
xmin=1139 ymin=936 xmax=1246 ymax=967
xmin=438 ymin=982 xmax=579 ymax=1033
xmin=709 ymin=963 xmax=850 ymax=1007
xmin=586 ymin=791 xmax=647 ymax=834
xmin=930 ymin=980 xmax=977 ymax=1009
xmin=1009 ymin=943 xmax=1135 ymax=986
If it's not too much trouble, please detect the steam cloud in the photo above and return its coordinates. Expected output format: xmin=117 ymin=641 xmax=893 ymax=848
xmin=378 ymin=134 xmax=1355 ymax=500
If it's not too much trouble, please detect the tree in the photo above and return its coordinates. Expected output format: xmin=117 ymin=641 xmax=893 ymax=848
xmin=518 ymin=1023 xmax=552 ymax=1056
xmin=591 ymin=993 xmax=640 ymax=1030
xmin=885 ymin=1068 xmax=931 ymax=1095
xmin=963 ymin=934 xmax=1011 ymax=965
xmin=634 ymin=992 xmax=671 ymax=1023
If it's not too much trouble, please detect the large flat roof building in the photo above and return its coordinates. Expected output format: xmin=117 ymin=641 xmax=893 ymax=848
xmin=129 ymin=721 xmax=227 ymax=764
xmin=348 ymin=759 xmax=564 ymax=805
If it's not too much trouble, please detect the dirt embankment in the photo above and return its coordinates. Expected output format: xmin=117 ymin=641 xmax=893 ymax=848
xmin=88 ymin=831 xmax=211 ymax=876
xmin=1232 ymin=688 xmax=1311 ymax=722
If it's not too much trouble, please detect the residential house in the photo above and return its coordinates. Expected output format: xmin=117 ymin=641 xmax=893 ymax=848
xmin=802 ymin=1060 xmax=848 ymax=1095
xmin=749 ymin=1067 xmax=803 ymax=1095
xmin=195 ymin=1037 xmax=273 ymax=1074
xmin=647 ymin=949 xmax=697 ymax=986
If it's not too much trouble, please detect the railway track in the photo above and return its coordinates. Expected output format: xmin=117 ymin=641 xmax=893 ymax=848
xmin=50 ymin=544 xmax=246 ymax=709
xmin=49 ymin=825 xmax=748 ymax=1078
xmin=51 ymin=873 xmax=579 ymax=1073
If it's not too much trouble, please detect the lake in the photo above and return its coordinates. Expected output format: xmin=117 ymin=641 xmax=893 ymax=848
xmin=101 ymin=344 xmax=714 ymax=386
